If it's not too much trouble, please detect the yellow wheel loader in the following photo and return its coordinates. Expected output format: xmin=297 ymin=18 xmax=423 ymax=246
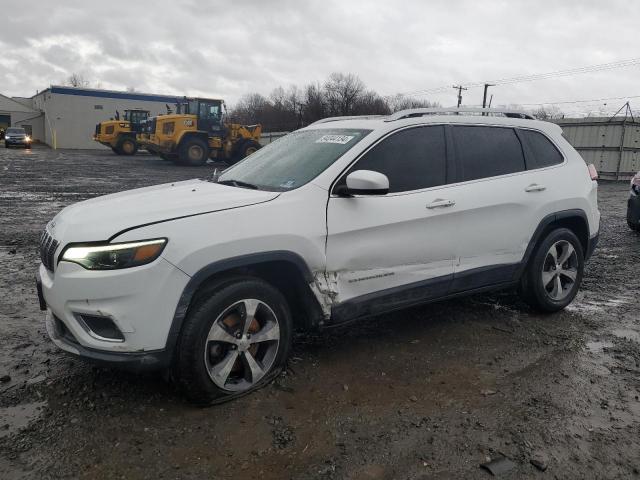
xmin=140 ymin=98 xmax=262 ymax=166
xmin=94 ymin=109 xmax=150 ymax=155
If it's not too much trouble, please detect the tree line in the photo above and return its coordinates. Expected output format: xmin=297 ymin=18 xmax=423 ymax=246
xmin=63 ymin=71 xmax=567 ymax=129
xmin=227 ymin=72 xmax=440 ymax=132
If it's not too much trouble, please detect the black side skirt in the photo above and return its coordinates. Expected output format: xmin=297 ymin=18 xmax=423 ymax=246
xmin=330 ymin=263 xmax=519 ymax=325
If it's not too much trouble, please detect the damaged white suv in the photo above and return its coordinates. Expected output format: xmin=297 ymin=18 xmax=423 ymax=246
xmin=37 ymin=108 xmax=600 ymax=404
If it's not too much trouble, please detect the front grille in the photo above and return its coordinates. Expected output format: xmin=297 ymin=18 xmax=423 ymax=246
xmin=39 ymin=230 xmax=59 ymax=272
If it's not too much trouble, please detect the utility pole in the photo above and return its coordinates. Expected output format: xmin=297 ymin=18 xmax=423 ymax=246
xmin=452 ymin=85 xmax=467 ymax=108
xmin=482 ymin=83 xmax=494 ymax=108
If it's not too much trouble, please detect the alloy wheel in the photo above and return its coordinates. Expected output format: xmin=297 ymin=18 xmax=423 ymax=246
xmin=204 ymin=299 xmax=280 ymax=392
xmin=541 ymin=240 xmax=578 ymax=301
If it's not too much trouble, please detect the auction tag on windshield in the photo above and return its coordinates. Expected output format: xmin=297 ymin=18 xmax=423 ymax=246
xmin=316 ymin=135 xmax=355 ymax=144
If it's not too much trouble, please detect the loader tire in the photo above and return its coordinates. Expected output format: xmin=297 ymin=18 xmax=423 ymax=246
xmin=117 ymin=137 xmax=138 ymax=156
xmin=178 ymin=138 xmax=208 ymax=166
xmin=229 ymin=140 xmax=261 ymax=165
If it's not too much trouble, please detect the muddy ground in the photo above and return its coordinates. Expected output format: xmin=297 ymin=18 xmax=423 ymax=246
xmin=0 ymin=145 xmax=639 ymax=479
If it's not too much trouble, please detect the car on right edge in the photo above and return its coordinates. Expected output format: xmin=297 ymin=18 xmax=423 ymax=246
xmin=627 ymin=172 xmax=640 ymax=231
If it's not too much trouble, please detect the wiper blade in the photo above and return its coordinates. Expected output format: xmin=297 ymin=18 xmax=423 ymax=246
xmin=217 ymin=179 xmax=259 ymax=190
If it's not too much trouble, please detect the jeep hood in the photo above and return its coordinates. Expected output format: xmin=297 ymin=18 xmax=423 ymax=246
xmin=48 ymin=179 xmax=280 ymax=243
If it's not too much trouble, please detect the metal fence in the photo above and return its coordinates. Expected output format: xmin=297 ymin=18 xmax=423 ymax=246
xmin=259 ymin=131 xmax=288 ymax=146
xmin=554 ymin=117 xmax=640 ymax=180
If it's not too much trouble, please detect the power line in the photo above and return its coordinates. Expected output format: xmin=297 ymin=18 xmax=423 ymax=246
xmin=520 ymin=94 xmax=640 ymax=106
xmin=395 ymin=57 xmax=640 ymax=98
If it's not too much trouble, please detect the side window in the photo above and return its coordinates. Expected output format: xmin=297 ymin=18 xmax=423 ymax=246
xmin=518 ymin=129 xmax=564 ymax=169
xmin=345 ymin=126 xmax=446 ymax=193
xmin=452 ymin=126 xmax=525 ymax=181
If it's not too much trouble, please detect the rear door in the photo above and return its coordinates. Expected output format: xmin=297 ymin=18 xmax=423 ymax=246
xmin=445 ymin=125 xmax=533 ymax=289
xmin=325 ymin=125 xmax=456 ymax=312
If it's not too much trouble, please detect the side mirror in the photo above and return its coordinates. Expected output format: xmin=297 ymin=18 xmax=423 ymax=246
xmin=338 ymin=170 xmax=389 ymax=196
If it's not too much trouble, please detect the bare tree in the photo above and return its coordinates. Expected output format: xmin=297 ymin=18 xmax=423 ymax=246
xmin=386 ymin=94 xmax=440 ymax=112
xmin=531 ymin=105 xmax=565 ymax=120
xmin=323 ymin=73 xmax=366 ymax=116
xmin=66 ymin=73 xmax=90 ymax=88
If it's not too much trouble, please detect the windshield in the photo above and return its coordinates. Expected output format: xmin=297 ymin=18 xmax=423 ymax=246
xmin=218 ymin=128 xmax=371 ymax=191
xmin=6 ymin=128 xmax=25 ymax=134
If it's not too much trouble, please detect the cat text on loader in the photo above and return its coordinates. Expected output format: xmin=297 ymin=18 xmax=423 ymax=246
xmin=141 ymin=97 xmax=262 ymax=166
xmin=94 ymin=109 xmax=150 ymax=155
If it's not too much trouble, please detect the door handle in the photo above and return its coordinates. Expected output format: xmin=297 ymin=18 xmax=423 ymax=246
xmin=525 ymin=184 xmax=546 ymax=192
xmin=426 ymin=198 xmax=456 ymax=209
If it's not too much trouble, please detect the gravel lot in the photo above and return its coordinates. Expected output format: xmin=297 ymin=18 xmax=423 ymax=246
xmin=0 ymin=145 xmax=639 ymax=479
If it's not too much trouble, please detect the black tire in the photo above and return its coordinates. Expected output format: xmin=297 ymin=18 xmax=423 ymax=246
xmin=111 ymin=146 xmax=121 ymax=155
xmin=228 ymin=139 xmax=261 ymax=165
xmin=627 ymin=219 xmax=640 ymax=232
xmin=4 ymin=143 xmax=8 ymax=148
xmin=117 ymin=137 xmax=138 ymax=156
xmin=178 ymin=137 xmax=209 ymax=166
xmin=519 ymin=228 xmax=584 ymax=313
xmin=174 ymin=276 xmax=292 ymax=405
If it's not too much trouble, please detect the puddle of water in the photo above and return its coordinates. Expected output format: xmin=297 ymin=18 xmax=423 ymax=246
xmin=0 ymin=401 xmax=47 ymax=438
xmin=567 ymin=295 xmax=631 ymax=315
xmin=611 ymin=328 xmax=640 ymax=342
xmin=585 ymin=340 xmax=613 ymax=354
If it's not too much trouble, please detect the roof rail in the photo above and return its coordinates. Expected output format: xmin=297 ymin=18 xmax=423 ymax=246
xmin=310 ymin=115 xmax=384 ymax=125
xmin=385 ymin=107 xmax=535 ymax=121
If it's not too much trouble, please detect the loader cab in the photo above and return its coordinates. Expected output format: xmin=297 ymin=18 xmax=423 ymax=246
xmin=123 ymin=109 xmax=150 ymax=133
xmin=176 ymin=97 xmax=224 ymax=134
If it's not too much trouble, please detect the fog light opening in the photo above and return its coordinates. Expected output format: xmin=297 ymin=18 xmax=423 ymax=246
xmin=75 ymin=314 xmax=125 ymax=342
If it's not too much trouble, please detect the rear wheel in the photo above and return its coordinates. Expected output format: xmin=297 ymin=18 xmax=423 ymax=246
xmin=174 ymin=277 xmax=292 ymax=404
xmin=229 ymin=140 xmax=261 ymax=165
xmin=519 ymin=228 xmax=584 ymax=312
xmin=178 ymin=138 xmax=208 ymax=166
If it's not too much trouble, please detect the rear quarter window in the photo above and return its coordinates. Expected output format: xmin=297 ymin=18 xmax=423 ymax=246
xmin=518 ymin=129 xmax=564 ymax=169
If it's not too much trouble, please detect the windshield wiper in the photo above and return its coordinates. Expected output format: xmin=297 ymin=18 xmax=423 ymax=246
xmin=217 ymin=179 xmax=259 ymax=190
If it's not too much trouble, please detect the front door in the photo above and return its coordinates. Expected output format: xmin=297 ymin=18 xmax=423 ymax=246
xmin=325 ymin=125 xmax=456 ymax=317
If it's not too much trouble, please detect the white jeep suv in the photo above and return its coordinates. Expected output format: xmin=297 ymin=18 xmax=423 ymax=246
xmin=36 ymin=108 xmax=600 ymax=404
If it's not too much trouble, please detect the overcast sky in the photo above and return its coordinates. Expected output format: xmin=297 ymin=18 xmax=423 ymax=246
xmin=1 ymin=0 xmax=639 ymax=115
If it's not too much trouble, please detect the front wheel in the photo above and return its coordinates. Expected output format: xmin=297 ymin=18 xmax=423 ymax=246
xmin=178 ymin=138 xmax=209 ymax=166
xmin=519 ymin=228 xmax=584 ymax=312
xmin=117 ymin=137 xmax=138 ymax=156
xmin=627 ymin=219 xmax=640 ymax=232
xmin=174 ymin=277 xmax=292 ymax=404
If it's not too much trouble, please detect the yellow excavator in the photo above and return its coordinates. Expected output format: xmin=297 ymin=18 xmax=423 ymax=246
xmin=140 ymin=97 xmax=262 ymax=166
xmin=94 ymin=109 xmax=150 ymax=155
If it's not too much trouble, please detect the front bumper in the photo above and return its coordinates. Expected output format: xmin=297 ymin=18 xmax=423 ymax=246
xmin=5 ymin=138 xmax=31 ymax=146
xmin=627 ymin=193 xmax=640 ymax=226
xmin=38 ymin=256 xmax=190 ymax=369
xmin=45 ymin=311 xmax=170 ymax=371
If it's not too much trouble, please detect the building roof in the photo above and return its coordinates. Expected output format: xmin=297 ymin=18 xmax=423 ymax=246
xmin=0 ymin=93 xmax=37 ymax=113
xmin=36 ymin=85 xmax=183 ymax=104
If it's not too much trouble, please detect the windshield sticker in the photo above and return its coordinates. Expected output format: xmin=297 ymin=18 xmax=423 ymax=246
xmin=315 ymin=134 xmax=355 ymax=144
xmin=279 ymin=180 xmax=296 ymax=189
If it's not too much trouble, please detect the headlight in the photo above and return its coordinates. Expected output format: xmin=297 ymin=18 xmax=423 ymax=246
xmin=60 ymin=239 xmax=167 ymax=270
xmin=25 ymin=136 xmax=31 ymax=142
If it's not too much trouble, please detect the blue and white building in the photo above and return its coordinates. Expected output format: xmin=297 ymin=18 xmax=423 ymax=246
xmin=2 ymin=86 xmax=181 ymax=149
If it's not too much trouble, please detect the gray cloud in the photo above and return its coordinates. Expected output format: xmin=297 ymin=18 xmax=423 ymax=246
xmin=1 ymin=0 xmax=639 ymax=115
